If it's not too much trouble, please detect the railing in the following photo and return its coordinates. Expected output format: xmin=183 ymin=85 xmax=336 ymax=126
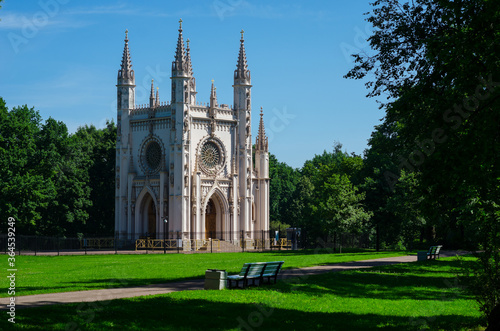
xmin=135 ymin=239 xmax=180 ymax=251
xmin=134 ymin=238 xmax=223 ymax=252
xmin=129 ymin=238 xmax=294 ymax=251
xmin=0 ymin=230 xmax=374 ymax=255
xmin=81 ymin=238 xmax=114 ymax=249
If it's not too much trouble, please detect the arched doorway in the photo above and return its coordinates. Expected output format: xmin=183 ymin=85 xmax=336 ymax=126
xmin=203 ymin=189 xmax=229 ymax=240
xmin=147 ymin=198 xmax=156 ymax=238
xmin=205 ymin=199 xmax=216 ymax=239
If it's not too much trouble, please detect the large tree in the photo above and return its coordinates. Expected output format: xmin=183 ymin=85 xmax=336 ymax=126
xmin=269 ymin=153 xmax=299 ymax=232
xmin=0 ymin=98 xmax=116 ymax=237
xmin=346 ymin=0 xmax=500 ymax=322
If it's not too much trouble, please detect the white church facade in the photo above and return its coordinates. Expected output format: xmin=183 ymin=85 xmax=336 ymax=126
xmin=114 ymin=21 xmax=270 ymax=242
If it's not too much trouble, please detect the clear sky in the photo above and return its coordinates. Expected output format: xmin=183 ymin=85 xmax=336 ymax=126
xmin=0 ymin=0 xmax=382 ymax=169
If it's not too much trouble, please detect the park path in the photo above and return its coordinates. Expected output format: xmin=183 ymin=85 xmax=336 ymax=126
xmin=1 ymin=251 xmax=464 ymax=309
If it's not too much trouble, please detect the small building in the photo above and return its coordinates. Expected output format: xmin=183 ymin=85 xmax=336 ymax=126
xmin=115 ymin=20 xmax=270 ymax=242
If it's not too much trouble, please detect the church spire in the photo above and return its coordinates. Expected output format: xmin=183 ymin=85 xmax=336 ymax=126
xmin=155 ymin=87 xmax=160 ymax=107
xmin=118 ymin=29 xmax=134 ymax=82
xmin=256 ymin=107 xmax=268 ymax=152
xmin=186 ymin=38 xmax=193 ymax=77
xmin=172 ymin=19 xmax=187 ymax=75
xmin=234 ymin=29 xmax=250 ymax=85
xmin=149 ymin=79 xmax=155 ymax=107
xmin=210 ymin=79 xmax=218 ymax=109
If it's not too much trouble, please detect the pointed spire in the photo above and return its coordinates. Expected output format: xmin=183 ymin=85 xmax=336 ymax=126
xmin=149 ymin=79 xmax=155 ymax=107
xmin=186 ymin=38 xmax=193 ymax=77
xmin=172 ymin=18 xmax=187 ymax=75
xmin=210 ymin=79 xmax=218 ymax=109
xmin=118 ymin=29 xmax=134 ymax=82
xmin=256 ymin=107 xmax=268 ymax=152
xmin=234 ymin=29 xmax=250 ymax=84
xmin=155 ymin=87 xmax=160 ymax=107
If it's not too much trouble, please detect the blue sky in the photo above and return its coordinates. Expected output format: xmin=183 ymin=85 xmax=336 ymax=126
xmin=0 ymin=0 xmax=381 ymax=169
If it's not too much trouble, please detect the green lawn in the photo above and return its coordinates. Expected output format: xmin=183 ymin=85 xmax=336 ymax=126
xmin=2 ymin=257 xmax=484 ymax=330
xmin=2 ymin=249 xmax=407 ymax=297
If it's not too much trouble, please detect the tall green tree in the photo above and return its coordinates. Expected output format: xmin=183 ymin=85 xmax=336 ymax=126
xmin=346 ymin=0 xmax=500 ymax=321
xmin=80 ymin=122 xmax=116 ymax=236
xmin=299 ymin=143 xmax=371 ymax=242
xmin=0 ymin=100 xmax=53 ymax=233
xmin=269 ymin=153 xmax=299 ymax=232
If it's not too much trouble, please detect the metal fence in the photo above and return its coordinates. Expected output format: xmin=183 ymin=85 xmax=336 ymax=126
xmin=0 ymin=230 xmax=374 ymax=255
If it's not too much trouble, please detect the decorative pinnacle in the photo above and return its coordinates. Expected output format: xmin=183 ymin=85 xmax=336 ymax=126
xmin=173 ymin=19 xmax=187 ymax=73
xmin=186 ymin=38 xmax=193 ymax=76
xmin=210 ymin=79 xmax=217 ymax=108
xmin=119 ymin=29 xmax=133 ymax=81
xmin=235 ymin=29 xmax=250 ymax=83
xmin=256 ymin=107 xmax=268 ymax=152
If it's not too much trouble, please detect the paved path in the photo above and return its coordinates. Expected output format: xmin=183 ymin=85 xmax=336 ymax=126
xmin=1 ymin=251 xmax=465 ymax=309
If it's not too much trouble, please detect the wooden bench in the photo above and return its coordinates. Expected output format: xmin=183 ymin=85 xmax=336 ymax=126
xmin=227 ymin=261 xmax=284 ymax=289
xmin=426 ymin=245 xmax=442 ymax=259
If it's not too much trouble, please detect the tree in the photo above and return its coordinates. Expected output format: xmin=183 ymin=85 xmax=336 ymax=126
xmin=269 ymin=153 xmax=299 ymax=232
xmin=0 ymin=100 xmax=53 ymax=233
xmin=299 ymin=143 xmax=371 ymax=243
xmin=314 ymin=165 xmax=372 ymax=238
xmin=385 ymin=171 xmax=425 ymax=249
xmin=346 ymin=0 xmax=500 ymax=322
xmin=0 ymin=99 xmax=116 ymax=237
xmin=81 ymin=122 xmax=116 ymax=236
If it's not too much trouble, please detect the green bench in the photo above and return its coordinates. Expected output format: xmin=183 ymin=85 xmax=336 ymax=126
xmin=227 ymin=261 xmax=284 ymax=289
xmin=426 ymin=245 xmax=442 ymax=259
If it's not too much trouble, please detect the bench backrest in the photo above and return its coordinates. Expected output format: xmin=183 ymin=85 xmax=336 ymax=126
xmin=262 ymin=261 xmax=284 ymax=275
xmin=428 ymin=245 xmax=443 ymax=254
xmin=245 ymin=263 xmax=267 ymax=278
xmin=240 ymin=261 xmax=285 ymax=278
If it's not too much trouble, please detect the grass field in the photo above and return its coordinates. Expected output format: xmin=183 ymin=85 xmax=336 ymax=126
xmin=1 ymin=256 xmax=484 ymax=330
xmin=1 ymin=249 xmax=408 ymax=297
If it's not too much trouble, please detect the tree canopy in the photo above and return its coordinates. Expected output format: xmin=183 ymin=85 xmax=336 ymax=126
xmin=346 ymin=0 xmax=500 ymax=320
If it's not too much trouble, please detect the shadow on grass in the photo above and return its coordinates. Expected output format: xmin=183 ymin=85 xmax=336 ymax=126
xmin=2 ymin=296 xmax=483 ymax=331
xmin=273 ymin=259 xmax=475 ymax=301
xmin=275 ymin=271 xmax=470 ymax=301
xmin=258 ymin=248 xmax=396 ymax=257
xmin=13 ymin=276 xmax=205 ymax=297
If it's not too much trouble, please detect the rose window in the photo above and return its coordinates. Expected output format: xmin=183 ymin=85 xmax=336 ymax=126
xmin=145 ymin=141 xmax=162 ymax=172
xmin=201 ymin=142 xmax=221 ymax=169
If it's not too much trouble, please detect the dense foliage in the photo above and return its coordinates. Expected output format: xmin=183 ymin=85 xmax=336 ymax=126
xmin=0 ymin=99 xmax=116 ymax=237
xmin=346 ymin=0 xmax=500 ymax=324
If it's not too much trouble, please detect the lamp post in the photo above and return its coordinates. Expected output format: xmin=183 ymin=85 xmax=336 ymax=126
xmin=163 ymin=217 xmax=168 ymax=254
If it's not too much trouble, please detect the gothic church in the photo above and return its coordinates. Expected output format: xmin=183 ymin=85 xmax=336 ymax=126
xmin=115 ymin=21 xmax=270 ymax=241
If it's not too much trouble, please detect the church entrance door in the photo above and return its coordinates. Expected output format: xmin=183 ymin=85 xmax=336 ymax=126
xmin=147 ymin=198 xmax=156 ymax=239
xmin=205 ymin=199 xmax=216 ymax=239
